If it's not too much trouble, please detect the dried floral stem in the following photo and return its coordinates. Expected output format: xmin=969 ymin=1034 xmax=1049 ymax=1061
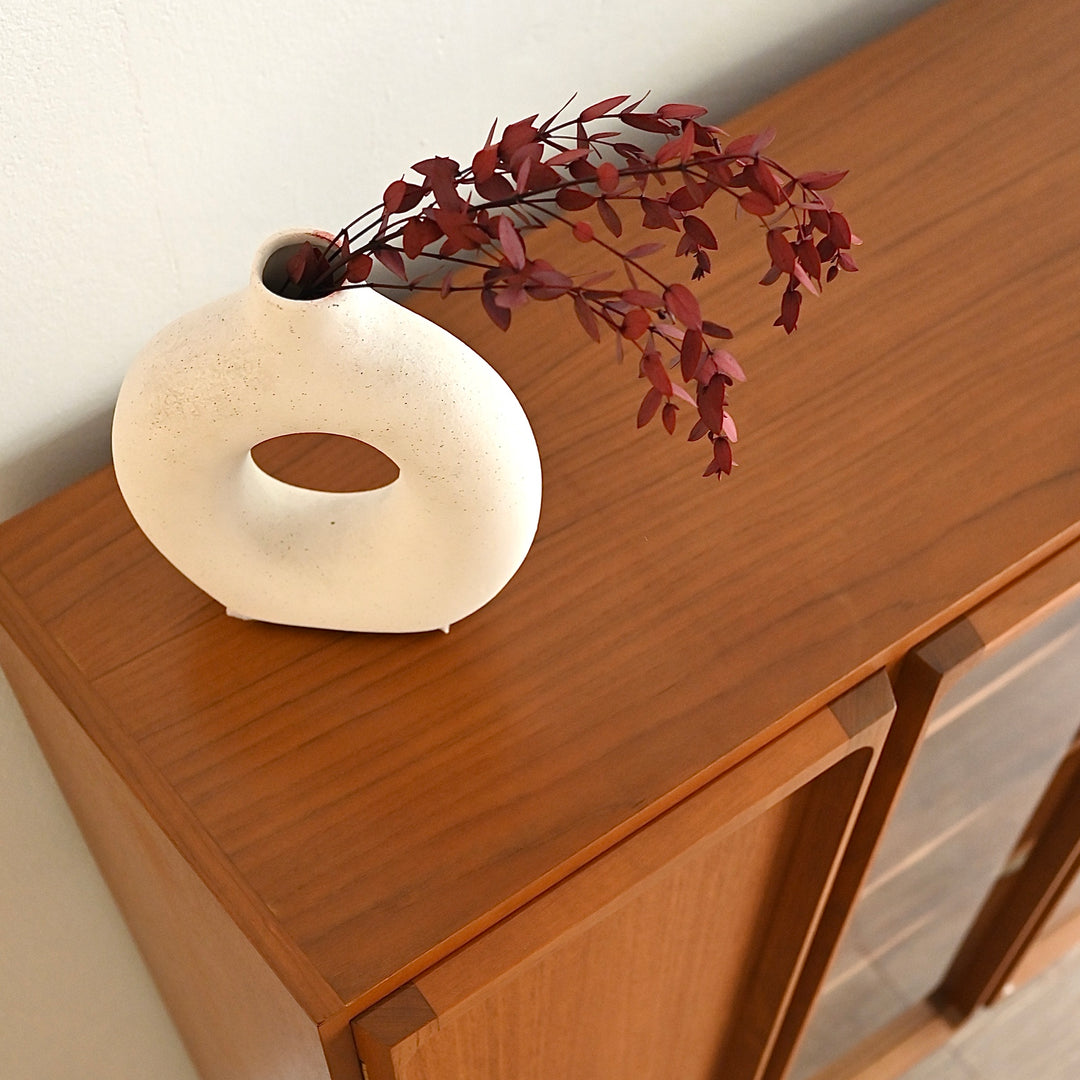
xmin=282 ymin=94 xmax=859 ymax=483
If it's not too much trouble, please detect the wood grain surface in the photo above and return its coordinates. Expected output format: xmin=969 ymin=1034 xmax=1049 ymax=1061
xmin=1 ymin=0 xmax=1079 ymax=1025
xmin=352 ymin=675 xmax=891 ymax=1080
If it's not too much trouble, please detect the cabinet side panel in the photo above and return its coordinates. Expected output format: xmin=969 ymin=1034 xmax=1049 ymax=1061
xmin=0 ymin=630 xmax=339 ymax=1080
xmin=378 ymin=758 xmax=867 ymax=1080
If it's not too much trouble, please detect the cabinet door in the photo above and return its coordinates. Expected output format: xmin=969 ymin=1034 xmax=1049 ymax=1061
xmin=774 ymin=540 xmax=1080 ymax=1080
xmin=351 ymin=673 xmax=893 ymax=1080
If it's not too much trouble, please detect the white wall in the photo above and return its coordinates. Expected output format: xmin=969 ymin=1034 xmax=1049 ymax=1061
xmin=0 ymin=2 xmax=936 ymax=1076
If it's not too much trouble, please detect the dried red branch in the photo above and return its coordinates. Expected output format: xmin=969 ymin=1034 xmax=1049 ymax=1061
xmin=287 ymin=94 xmax=859 ymax=483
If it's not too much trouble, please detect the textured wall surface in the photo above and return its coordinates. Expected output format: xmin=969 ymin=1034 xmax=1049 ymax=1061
xmin=0 ymin=2 xmax=936 ymax=1076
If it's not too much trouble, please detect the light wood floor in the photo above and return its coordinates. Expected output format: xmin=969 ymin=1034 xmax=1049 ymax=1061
xmin=791 ymin=595 xmax=1080 ymax=1080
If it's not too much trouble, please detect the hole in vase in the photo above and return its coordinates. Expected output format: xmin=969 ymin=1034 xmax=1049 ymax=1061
xmin=250 ymin=433 xmax=400 ymax=492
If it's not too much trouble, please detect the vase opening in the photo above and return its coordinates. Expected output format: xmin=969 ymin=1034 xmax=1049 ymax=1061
xmin=250 ymin=432 xmax=400 ymax=493
xmin=259 ymin=232 xmax=338 ymax=300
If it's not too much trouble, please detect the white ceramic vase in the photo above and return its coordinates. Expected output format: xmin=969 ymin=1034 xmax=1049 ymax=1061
xmin=112 ymin=230 xmax=542 ymax=633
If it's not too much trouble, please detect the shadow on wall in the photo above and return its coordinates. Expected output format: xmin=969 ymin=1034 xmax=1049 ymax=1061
xmin=0 ymin=407 xmax=114 ymax=523
xmin=701 ymin=0 xmax=939 ymax=119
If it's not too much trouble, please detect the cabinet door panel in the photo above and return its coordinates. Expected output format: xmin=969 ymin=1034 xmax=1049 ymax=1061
xmin=353 ymin=674 xmax=893 ymax=1080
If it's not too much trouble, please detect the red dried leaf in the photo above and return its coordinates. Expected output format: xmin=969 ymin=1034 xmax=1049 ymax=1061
xmin=597 ymin=198 xmax=622 ymax=237
xmin=499 ymin=117 xmax=540 ymax=158
xmin=439 ymin=271 xmax=455 ymax=299
xmin=655 ymin=123 xmax=695 ymax=165
xmin=723 ymin=132 xmax=759 ymax=157
xmin=580 ymin=94 xmax=631 ymax=122
xmin=798 ymin=169 xmax=848 ymax=190
xmin=621 ymin=308 xmax=651 ymax=339
xmin=711 ymin=437 xmax=734 ymax=475
xmin=795 ymin=238 xmax=822 ymax=283
xmin=624 ymin=242 xmax=665 ymax=259
xmin=662 ymin=402 xmax=678 ymax=434
xmin=345 ymin=253 xmax=373 ymax=283
xmin=383 ymin=178 xmax=410 ymax=214
xmin=412 ymin=156 xmax=465 ymax=211
xmin=688 ymin=418 xmax=710 ymax=442
xmin=596 ymin=161 xmax=619 ymax=193
xmin=669 ymin=184 xmax=705 ymax=212
xmin=579 ymin=270 xmax=614 ymax=288
xmin=641 ymin=197 xmax=678 ymax=231
xmin=663 ymin=284 xmax=702 ymax=330
xmin=497 ymin=215 xmax=527 ymax=270
xmin=494 ymin=283 xmax=530 ymax=310
xmin=697 ymin=374 xmax=728 ymax=433
xmin=509 ymin=140 xmax=544 ymax=173
xmin=680 ymin=328 xmax=703 ymax=382
xmin=572 ymin=220 xmax=594 ymax=242
xmin=766 ymin=229 xmax=796 ymax=274
xmin=472 ymin=144 xmax=499 ymax=183
xmin=683 ymin=215 xmax=717 ymax=250
xmin=838 ymin=251 xmax=859 ymax=272
xmin=775 ymin=287 xmax=802 ymax=334
xmin=401 ymin=217 xmax=443 ymax=260
xmin=374 ymin=245 xmax=407 ymax=281
xmin=619 ymin=111 xmax=675 ymax=134
xmin=828 ymin=211 xmax=853 ymax=249
xmin=622 ymin=288 xmax=663 ymax=308
xmin=568 ymin=157 xmax=599 ymax=181
xmin=573 ymin=293 xmax=601 ymax=341
xmin=809 ymin=208 xmax=832 ymax=234
xmin=475 ymin=174 xmax=516 ymax=201
xmin=711 ymin=349 xmax=746 ymax=382
xmin=412 ymin=155 xmax=460 ymax=181
xmin=749 ymin=127 xmax=777 ymax=155
xmin=514 ymin=155 xmax=533 ymax=194
xmin=657 ymin=103 xmax=708 ymax=120
xmin=637 ymin=386 xmax=663 ymax=427
xmin=556 ymin=187 xmax=597 ymax=211
xmin=544 ymin=146 xmax=591 ymax=167
xmin=482 ymin=287 xmax=511 ymax=330
xmin=739 ymin=190 xmax=776 ymax=216
xmin=752 ymin=159 xmax=785 ymax=204
xmin=615 ymin=141 xmax=649 ymax=163
xmin=641 ymin=350 xmax=672 ymax=396
xmin=529 ymin=262 xmax=575 ymax=289
xmin=430 ymin=207 xmax=488 ymax=253
xmin=286 ymin=241 xmax=316 ymax=285
xmin=791 ymin=258 xmax=820 ymax=296
xmin=701 ymin=320 xmax=733 ymax=339
xmin=703 ymin=159 xmax=735 ymax=187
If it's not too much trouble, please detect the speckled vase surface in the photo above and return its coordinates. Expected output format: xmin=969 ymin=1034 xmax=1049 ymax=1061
xmin=111 ymin=229 xmax=542 ymax=633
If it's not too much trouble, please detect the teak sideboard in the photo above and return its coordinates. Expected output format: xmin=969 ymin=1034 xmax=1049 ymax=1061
xmin=3 ymin=1 xmax=1080 ymax=1078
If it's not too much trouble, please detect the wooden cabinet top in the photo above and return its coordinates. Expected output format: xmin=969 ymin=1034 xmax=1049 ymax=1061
xmin=2 ymin=0 xmax=1079 ymax=1024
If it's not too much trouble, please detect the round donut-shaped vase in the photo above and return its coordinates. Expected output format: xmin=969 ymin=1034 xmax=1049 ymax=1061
xmin=112 ymin=230 xmax=542 ymax=633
